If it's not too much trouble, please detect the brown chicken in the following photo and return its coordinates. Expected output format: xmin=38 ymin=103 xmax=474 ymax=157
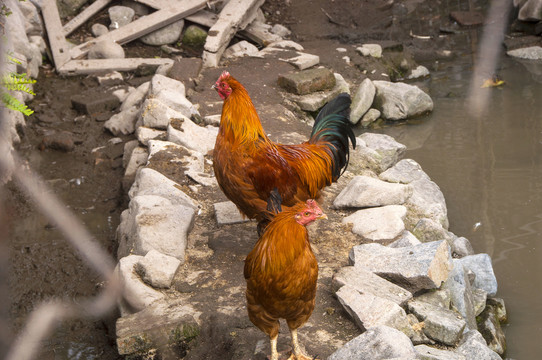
xmin=212 ymin=71 xmax=355 ymax=224
xmin=244 ymin=191 xmax=326 ymax=360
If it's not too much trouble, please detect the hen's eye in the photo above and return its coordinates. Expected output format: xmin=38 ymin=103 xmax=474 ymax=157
xmin=304 ymin=212 xmax=311 ymax=217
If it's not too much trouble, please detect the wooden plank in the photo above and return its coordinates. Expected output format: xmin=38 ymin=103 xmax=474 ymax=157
xmin=58 ymin=58 xmax=174 ymax=75
xmin=134 ymin=0 xmax=169 ymax=10
xmin=185 ymin=10 xmax=219 ymax=28
xmin=41 ymin=0 xmax=72 ymax=68
xmin=70 ymin=0 xmax=207 ymax=59
xmin=62 ymin=0 xmax=112 ymax=36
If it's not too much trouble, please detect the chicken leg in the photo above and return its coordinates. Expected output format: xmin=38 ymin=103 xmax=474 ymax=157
xmin=286 ymin=328 xmax=314 ymax=360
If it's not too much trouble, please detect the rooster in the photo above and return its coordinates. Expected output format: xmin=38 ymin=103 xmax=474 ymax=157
xmin=244 ymin=190 xmax=326 ymax=360
xmin=212 ymin=71 xmax=355 ymax=225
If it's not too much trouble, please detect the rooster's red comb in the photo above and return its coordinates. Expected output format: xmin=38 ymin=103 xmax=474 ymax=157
xmin=218 ymin=71 xmax=231 ymax=82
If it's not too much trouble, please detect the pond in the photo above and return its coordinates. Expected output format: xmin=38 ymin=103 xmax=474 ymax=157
xmin=376 ymin=48 xmax=542 ymax=359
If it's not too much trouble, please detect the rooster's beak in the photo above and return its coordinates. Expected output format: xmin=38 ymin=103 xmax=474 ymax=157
xmin=211 ymin=84 xmax=217 ymax=91
xmin=317 ymin=213 xmax=328 ymax=220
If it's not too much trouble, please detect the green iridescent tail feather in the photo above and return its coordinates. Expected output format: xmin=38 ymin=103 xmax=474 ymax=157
xmin=309 ymin=93 xmax=356 ymax=179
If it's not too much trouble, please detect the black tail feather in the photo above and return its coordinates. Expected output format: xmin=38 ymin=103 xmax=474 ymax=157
xmin=309 ymin=93 xmax=357 ymax=180
xmin=257 ymin=188 xmax=282 ymax=236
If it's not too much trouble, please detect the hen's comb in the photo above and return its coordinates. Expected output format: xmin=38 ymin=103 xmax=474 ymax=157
xmin=218 ymin=71 xmax=231 ymax=82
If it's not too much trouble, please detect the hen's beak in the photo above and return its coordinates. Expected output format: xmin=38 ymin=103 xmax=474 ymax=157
xmin=317 ymin=213 xmax=328 ymax=220
xmin=211 ymin=83 xmax=217 ymax=91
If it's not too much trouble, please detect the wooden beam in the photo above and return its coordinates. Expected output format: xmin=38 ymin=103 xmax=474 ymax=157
xmin=69 ymin=0 xmax=208 ymax=59
xmin=134 ymin=0 xmax=169 ymax=10
xmin=41 ymin=0 xmax=72 ymax=68
xmin=58 ymin=58 xmax=174 ymax=75
xmin=185 ymin=10 xmax=218 ymax=28
xmin=62 ymin=0 xmax=113 ymax=36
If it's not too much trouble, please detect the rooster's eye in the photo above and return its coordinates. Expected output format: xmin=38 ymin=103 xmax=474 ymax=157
xmin=304 ymin=212 xmax=311 ymax=217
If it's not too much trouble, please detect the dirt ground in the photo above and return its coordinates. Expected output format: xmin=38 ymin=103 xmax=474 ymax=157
xmin=4 ymin=0 xmax=491 ymax=359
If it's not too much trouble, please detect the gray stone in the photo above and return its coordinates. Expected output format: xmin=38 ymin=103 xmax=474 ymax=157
xmin=332 ymin=266 xmax=412 ymax=306
xmin=487 ymin=297 xmax=507 ymax=322
xmin=138 ymin=98 xmax=175 ymax=130
xmin=112 ymin=87 xmax=134 ymax=103
xmin=267 ymin=40 xmax=304 ymax=51
xmin=271 ymin=23 xmax=291 ymax=37
xmin=333 ymin=175 xmax=412 ymax=209
xmin=360 ymin=108 xmax=381 ymax=127
xmin=290 ymin=73 xmax=350 ymax=111
xmin=204 ymin=114 xmax=221 ymax=126
xmin=358 ymin=133 xmax=407 ymax=172
xmin=97 ymin=71 xmax=124 ymax=85
xmin=444 ymin=260 xmax=477 ymax=331
xmin=149 ymin=73 xmax=186 ymax=99
xmin=327 ymin=325 xmax=416 ymax=360
xmin=277 ymin=68 xmax=336 ymax=95
xmin=128 ymin=167 xmax=198 ymax=210
xmin=141 ymin=19 xmax=184 ymax=46
xmin=412 ymin=218 xmax=454 ymax=244
xmin=407 ymin=313 xmax=432 ymax=345
xmin=167 ymin=118 xmax=218 ymax=154
xmin=407 ymin=65 xmax=430 ymax=80
xmin=388 ymin=231 xmax=422 ymax=248
xmin=136 ymin=249 xmax=181 ymax=289
xmin=122 ymin=140 xmax=139 ymax=168
xmin=136 ymin=126 xmax=166 ymax=146
xmin=116 ymin=298 xmax=200 ymax=356
xmin=71 ymin=90 xmax=120 ymax=115
xmin=121 ymin=81 xmax=150 ymax=111
xmin=456 ymin=254 xmax=498 ymax=296
xmin=415 ymin=345 xmax=466 ymax=360
xmin=407 ymin=299 xmax=466 ymax=345
xmin=284 ymin=52 xmax=320 ymax=70
xmin=373 ymin=81 xmax=433 ymax=121
xmin=350 ymin=78 xmax=376 ymax=124
xmin=108 ymin=5 xmax=135 ymax=29
xmin=518 ymin=0 xmax=542 ymax=21
xmin=350 ymin=240 xmax=452 ymax=293
xmin=342 ymin=205 xmax=407 ymax=242
xmin=407 ymin=177 xmax=449 ymax=229
xmin=507 ymin=45 xmax=542 ymax=60
xmin=123 ymin=146 xmax=149 ymax=190
xmin=357 ymin=44 xmax=382 ymax=58
xmin=477 ymin=304 xmax=506 ymax=355
xmin=182 ymin=25 xmax=208 ymax=49
xmin=451 ymin=236 xmax=475 ymax=258
xmin=456 ymin=330 xmax=501 ymax=360
xmin=336 ymin=285 xmax=414 ymax=337
xmin=117 ymin=194 xmax=195 ymax=261
xmin=214 ymin=201 xmax=249 ymax=225
xmin=91 ymin=23 xmax=108 ymax=37
xmin=104 ymin=107 xmax=139 ymax=136
xmin=472 ymin=288 xmax=488 ymax=316
xmin=223 ymin=40 xmax=260 ymax=58
xmin=116 ymin=255 xmax=164 ymax=312
xmin=380 ymin=158 xmax=430 ymax=184
xmin=88 ymin=39 xmax=125 ymax=59
xmin=18 ymin=0 xmax=43 ymax=35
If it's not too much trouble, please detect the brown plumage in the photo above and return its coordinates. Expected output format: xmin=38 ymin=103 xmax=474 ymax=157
xmin=244 ymin=195 xmax=326 ymax=360
xmin=212 ymin=71 xmax=355 ymax=223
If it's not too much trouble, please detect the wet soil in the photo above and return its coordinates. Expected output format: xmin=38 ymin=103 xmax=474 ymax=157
xmin=4 ymin=0 xmax=495 ymax=359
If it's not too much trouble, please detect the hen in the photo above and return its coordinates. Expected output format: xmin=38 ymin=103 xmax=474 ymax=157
xmin=244 ymin=191 xmax=326 ymax=360
xmin=212 ymin=71 xmax=355 ymax=224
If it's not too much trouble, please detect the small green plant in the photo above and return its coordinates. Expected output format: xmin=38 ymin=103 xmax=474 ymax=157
xmin=2 ymin=53 xmax=36 ymax=116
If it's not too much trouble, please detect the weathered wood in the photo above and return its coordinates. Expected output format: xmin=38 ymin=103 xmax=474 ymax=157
xmin=134 ymin=0 xmax=169 ymax=10
xmin=202 ymin=0 xmax=264 ymax=67
xmin=58 ymin=58 xmax=174 ymax=75
xmin=41 ymin=0 xmax=72 ymax=68
xmin=62 ymin=0 xmax=112 ymax=36
xmin=70 ymin=0 xmax=207 ymax=59
xmin=185 ymin=9 xmax=219 ymax=27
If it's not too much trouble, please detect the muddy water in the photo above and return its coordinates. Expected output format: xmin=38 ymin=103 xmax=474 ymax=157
xmin=375 ymin=55 xmax=542 ymax=358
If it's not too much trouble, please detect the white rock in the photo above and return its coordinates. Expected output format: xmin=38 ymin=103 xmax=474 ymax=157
xmin=350 ymin=240 xmax=453 ymax=293
xmin=415 ymin=345 xmax=466 ymax=360
xmin=373 ymin=80 xmax=433 ymax=121
xmin=507 ymin=46 xmax=542 ymax=60
xmin=167 ymin=118 xmax=218 ymax=154
xmin=223 ymin=40 xmax=261 ymax=58
xmin=18 ymin=0 xmax=43 ymax=35
xmin=140 ymin=19 xmax=184 ymax=46
xmin=379 ymin=158 xmax=430 ymax=184
xmin=444 ymin=260 xmax=477 ymax=331
xmin=136 ymin=249 xmax=181 ymax=288
xmin=361 ymin=108 xmax=380 ymax=127
xmin=267 ymin=40 xmax=304 ymax=51
xmin=342 ymin=205 xmax=407 ymax=242
xmin=214 ymin=201 xmax=249 ymax=225
xmin=333 ymin=175 xmax=412 ymax=209
xmin=122 ymin=140 xmax=139 ymax=168
xmin=456 ymin=330 xmax=501 ymax=360
xmin=117 ymin=194 xmax=195 ymax=261
xmin=121 ymin=81 xmax=150 ymax=111
xmin=91 ymin=23 xmax=109 ymax=37
xmin=104 ymin=107 xmax=139 ymax=136
xmin=271 ymin=23 xmax=291 ymax=37
xmin=328 ymin=325 xmax=416 ymax=360
xmin=129 ymin=167 xmax=198 ymax=209
xmin=407 ymin=177 xmax=449 ymax=229
xmin=407 ymin=65 xmax=430 ymax=79
xmin=136 ymin=126 xmax=165 ymax=145
xmin=88 ymin=39 xmax=125 ymax=59
xmin=155 ymin=90 xmax=200 ymax=119
xmin=357 ymin=44 xmax=382 ymax=58
xmin=332 ymin=266 xmax=412 ymax=306
xmin=204 ymin=114 xmax=221 ymax=126
xmin=112 ymin=86 xmax=134 ymax=103
xmin=291 ymin=73 xmax=350 ymax=112
xmin=283 ymin=52 xmax=320 ymax=70
xmin=116 ymin=255 xmax=164 ymax=312
xmin=138 ymin=98 xmax=176 ymax=130
xmin=350 ymin=78 xmax=376 ymax=124
xmin=456 ymin=254 xmax=498 ymax=296
xmin=388 ymin=231 xmax=422 ymax=248
xmin=124 ymin=146 xmax=149 ymax=182
xmin=97 ymin=71 xmax=123 ymax=85
xmin=337 ymin=285 xmax=414 ymax=337
xmin=358 ymin=133 xmax=407 ymax=172
xmin=108 ymin=5 xmax=135 ymax=29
